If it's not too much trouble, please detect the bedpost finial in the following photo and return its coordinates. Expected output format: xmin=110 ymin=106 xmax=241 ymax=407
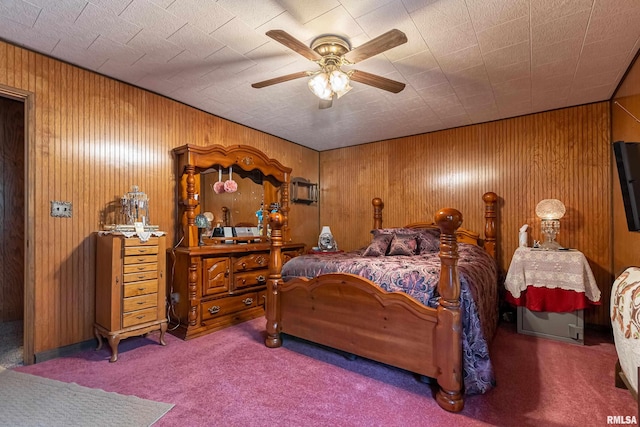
xmin=372 ymin=197 xmax=384 ymax=208
xmin=269 ymin=211 xmax=284 ymax=229
xmin=435 ymin=208 xmax=463 ymax=234
xmin=482 ymin=192 xmax=498 ymax=204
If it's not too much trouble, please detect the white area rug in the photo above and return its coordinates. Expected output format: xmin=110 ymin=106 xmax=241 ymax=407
xmin=0 ymin=368 xmax=173 ymax=426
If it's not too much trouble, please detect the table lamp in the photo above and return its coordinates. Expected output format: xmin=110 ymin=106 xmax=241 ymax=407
xmin=195 ymin=213 xmax=210 ymax=246
xmin=535 ymin=199 xmax=566 ymax=250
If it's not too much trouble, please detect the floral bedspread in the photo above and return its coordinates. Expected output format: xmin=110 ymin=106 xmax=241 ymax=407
xmin=281 ymin=243 xmax=498 ymax=395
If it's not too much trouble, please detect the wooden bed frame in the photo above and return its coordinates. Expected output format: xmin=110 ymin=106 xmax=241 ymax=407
xmin=265 ymin=192 xmax=498 ymax=412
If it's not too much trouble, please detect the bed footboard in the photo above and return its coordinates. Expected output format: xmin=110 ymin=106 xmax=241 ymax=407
xmin=266 ymin=208 xmax=465 ymax=412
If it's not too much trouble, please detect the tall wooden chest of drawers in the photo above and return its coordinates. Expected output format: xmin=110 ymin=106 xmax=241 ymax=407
xmin=94 ymin=233 xmax=168 ymax=362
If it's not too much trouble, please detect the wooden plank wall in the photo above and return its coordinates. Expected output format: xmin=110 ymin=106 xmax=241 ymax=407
xmin=0 ymin=40 xmax=319 ymax=355
xmin=320 ymin=103 xmax=612 ymax=326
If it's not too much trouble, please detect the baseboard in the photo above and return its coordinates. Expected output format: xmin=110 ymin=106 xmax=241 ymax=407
xmin=34 ymin=339 xmax=95 ymax=364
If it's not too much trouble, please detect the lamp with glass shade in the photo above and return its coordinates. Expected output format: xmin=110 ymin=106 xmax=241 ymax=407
xmin=535 ymin=199 xmax=566 ymax=250
xmin=308 ymin=68 xmax=352 ymax=101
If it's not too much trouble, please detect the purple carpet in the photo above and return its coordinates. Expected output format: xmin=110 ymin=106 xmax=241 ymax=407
xmin=14 ymin=319 xmax=637 ymax=426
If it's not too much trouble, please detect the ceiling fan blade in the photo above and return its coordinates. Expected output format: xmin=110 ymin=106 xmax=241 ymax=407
xmin=266 ymin=30 xmax=322 ymax=61
xmin=349 ymin=70 xmax=406 ymax=93
xmin=251 ymin=71 xmax=310 ymax=88
xmin=319 ymin=97 xmax=333 ymax=109
xmin=343 ymin=29 xmax=407 ymax=64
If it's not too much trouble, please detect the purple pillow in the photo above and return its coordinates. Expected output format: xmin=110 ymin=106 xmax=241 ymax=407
xmin=371 ymin=227 xmax=440 ymax=254
xmin=363 ymin=234 xmax=392 ymax=256
xmin=417 ymin=230 xmax=440 ymax=253
xmin=388 ymin=234 xmax=418 ymax=256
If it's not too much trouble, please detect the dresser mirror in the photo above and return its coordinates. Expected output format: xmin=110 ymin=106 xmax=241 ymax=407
xmin=172 ymin=144 xmax=292 ymax=247
xmin=200 ymin=168 xmax=265 ymax=228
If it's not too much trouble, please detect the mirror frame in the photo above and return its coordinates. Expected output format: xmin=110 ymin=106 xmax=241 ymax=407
xmin=173 ymin=144 xmax=292 ymax=247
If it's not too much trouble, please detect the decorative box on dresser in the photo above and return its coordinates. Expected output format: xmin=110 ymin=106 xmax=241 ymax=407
xmin=94 ymin=233 xmax=168 ymax=362
xmin=169 ymin=143 xmax=305 ymax=339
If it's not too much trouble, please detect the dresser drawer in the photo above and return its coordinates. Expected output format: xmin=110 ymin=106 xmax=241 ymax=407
xmin=124 ymin=246 xmax=159 ymax=256
xmin=124 ymin=237 xmax=159 ymax=247
xmin=233 ymin=253 xmax=269 ymax=272
xmin=122 ymin=307 xmax=158 ymax=328
xmin=123 ymin=270 xmax=157 ymax=283
xmin=123 ymin=293 xmax=157 ymax=313
xmin=234 ymin=269 xmax=268 ymax=290
xmin=201 ymin=293 xmax=257 ymax=322
xmin=123 ymin=280 xmax=158 ymax=298
xmin=123 ymin=262 xmax=157 ymax=274
xmin=124 ymin=254 xmax=157 ymax=265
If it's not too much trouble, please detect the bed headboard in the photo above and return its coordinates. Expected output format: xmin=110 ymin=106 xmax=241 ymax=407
xmin=371 ymin=192 xmax=498 ymax=260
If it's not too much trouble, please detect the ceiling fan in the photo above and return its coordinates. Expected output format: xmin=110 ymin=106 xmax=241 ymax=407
xmin=251 ymin=29 xmax=408 ymax=109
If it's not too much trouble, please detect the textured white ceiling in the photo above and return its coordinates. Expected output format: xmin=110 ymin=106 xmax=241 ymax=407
xmin=1 ymin=0 xmax=639 ymax=151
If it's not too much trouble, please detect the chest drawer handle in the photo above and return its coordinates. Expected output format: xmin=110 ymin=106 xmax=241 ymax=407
xmin=241 ymin=262 xmax=247 ymax=269
xmin=242 ymin=297 xmax=253 ymax=306
xmin=208 ymin=306 xmax=221 ymax=315
xmin=257 ymin=275 xmax=266 ymax=283
xmin=138 ymin=287 xmax=146 ymax=291
xmin=136 ymin=315 xmax=145 ymax=319
xmin=137 ymin=266 xmax=145 ymax=271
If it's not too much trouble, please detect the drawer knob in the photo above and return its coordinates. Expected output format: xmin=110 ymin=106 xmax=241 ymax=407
xmin=242 ymin=297 xmax=253 ymax=306
xmin=241 ymin=262 xmax=247 ymax=269
xmin=257 ymin=275 xmax=266 ymax=283
xmin=208 ymin=306 xmax=221 ymax=315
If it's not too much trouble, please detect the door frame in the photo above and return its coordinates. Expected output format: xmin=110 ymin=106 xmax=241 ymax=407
xmin=0 ymin=83 xmax=35 ymax=365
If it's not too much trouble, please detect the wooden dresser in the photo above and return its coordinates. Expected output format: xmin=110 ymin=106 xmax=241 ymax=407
xmin=94 ymin=233 xmax=168 ymax=362
xmin=170 ymin=144 xmax=305 ymax=339
xmin=168 ymin=242 xmax=304 ymax=339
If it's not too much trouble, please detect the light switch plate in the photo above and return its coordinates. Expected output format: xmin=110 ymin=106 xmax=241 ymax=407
xmin=51 ymin=201 xmax=72 ymax=218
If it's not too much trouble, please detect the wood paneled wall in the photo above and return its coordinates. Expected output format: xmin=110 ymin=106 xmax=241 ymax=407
xmin=0 ymin=40 xmax=319 ymax=357
xmin=612 ymin=54 xmax=640 ymax=276
xmin=320 ymin=103 xmax=612 ymax=326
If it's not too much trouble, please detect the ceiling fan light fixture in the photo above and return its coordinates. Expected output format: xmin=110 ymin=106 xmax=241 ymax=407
xmin=329 ymin=69 xmax=350 ymax=93
xmin=308 ymin=72 xmax=333 ymax=100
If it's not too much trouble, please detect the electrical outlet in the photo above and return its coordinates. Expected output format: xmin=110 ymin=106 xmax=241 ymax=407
xmin=171 ymin=293 xmax=180 ymax=304
xmin=50 ymin=200 xmax=72 ymax=218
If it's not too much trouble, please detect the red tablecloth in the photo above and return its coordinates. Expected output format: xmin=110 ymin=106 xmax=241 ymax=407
xmin=504 ymin=247 xmax=601 ymax=312
xmin=505 ymin=286 xmax=600 ymax=312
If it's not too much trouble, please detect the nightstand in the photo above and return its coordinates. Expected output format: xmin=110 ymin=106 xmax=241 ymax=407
xmin=504 ymin=247 xmax=601 ymax=344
